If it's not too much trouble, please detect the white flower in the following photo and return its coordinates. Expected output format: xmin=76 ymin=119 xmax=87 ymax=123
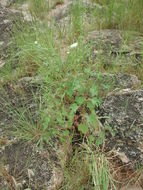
xmin=34 ymin=41 xmax=38 ymax=45
xmin=70 ymin=42 xmax=78 ymax=49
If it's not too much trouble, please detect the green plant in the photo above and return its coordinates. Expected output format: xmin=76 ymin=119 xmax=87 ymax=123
xmin=60 ymin=149 xmax=92 ymax=190
xmin=5 ymin=15 xmax=106 ymax=146
xmin=61 ymin=145 xmax=116 ymax=190
xmin=85 ymin=145 xmax=116 ymax=190
xmin=93 ymin=0 xmax=143 ymax=33
xmin=91 ymin=153 xmax=116 ymax=190
xmin=29 ymin=0 xmax=50 ymax=19
xmin=69 ymin=1 xmax=87 ymax=40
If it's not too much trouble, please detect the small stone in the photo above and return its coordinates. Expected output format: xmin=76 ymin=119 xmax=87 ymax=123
xmin=115 ymin=151 xmax=130 ymax=163
xmin=0 ymin=41 xmax=4 ymax=46
xmin=28 ymin=169 xmax=35 ymax=180
xmin=0 ymin=60 xmax=6 ymax=68
xmin=3 ymin=19 xmax=10 ymax=24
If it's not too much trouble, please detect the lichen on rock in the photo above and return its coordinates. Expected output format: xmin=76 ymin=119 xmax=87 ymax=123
xmin=0 ymin=140 xmax=65 ymax=189
xmin=99 ymin=89 xmax=143 ymax=166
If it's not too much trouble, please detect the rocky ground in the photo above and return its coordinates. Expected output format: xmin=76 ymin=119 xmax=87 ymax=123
xmin=0 ymin=0 xmax=143 ymax=189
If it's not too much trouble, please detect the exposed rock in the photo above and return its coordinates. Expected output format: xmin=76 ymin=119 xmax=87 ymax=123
xmin=0 ymin=0 xmax=15 ymax=7
xmin=99 ymin=89 xmax=143 ymax=166
xmin=87 ymin=29 xmax=143 ymax=65
xmin=93 ymin=73 xmax=141 ymax=90
xmin=0 ymin=59 xmax=5 ymax=68
xmin=0 ymin=2 xmax=32 ymax=65
xmin=0 ymin=5 xmax=18 ymax=61
xmin=87 ymin=29 xmax=143 ymax=53
xmin=17 ymin=76 xmax=42 ymax=88
xmin=49 ymin=1 xmax=72 ymax=21
xmin=48 ymin=0 xmax=103 ymax=22
xmin=0 ymin=140 xmax=71 ymax=189
xmin=21 ymin=2 xmax=33 ymax=22
xmin=112 ymin=73 xmax=141 ymax=89
xmin=87 ymin=29 xmax=123 ymax=52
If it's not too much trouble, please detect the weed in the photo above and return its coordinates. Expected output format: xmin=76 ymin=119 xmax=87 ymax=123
xmin=61 ymin=145 xmax=116 ymax=190
xmin=69 ymin=1 xmax=86 ymax=39
xmin=93 ymin=0 xmax=143 ymax=33
xmin=29 ymin=0 xmax=50 ymax=19
xmin=90 ymin=153 xmax=116 ymax=190
xmin=60 ymin=150 xmax=91 ymax=190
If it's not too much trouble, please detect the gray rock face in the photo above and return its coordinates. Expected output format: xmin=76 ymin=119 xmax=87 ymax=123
xmin=87 ymin=29 xmax=143 ymax=65
xmin=0 ymin=5 xmax=17 ymax=61
xmin=105 ymin=73 xmax=141 ymax=89
xmin=87 ymin=29 xmax=143 ymax=53
xmin=87 ymin=29 xmax=123 ymax=52
xmin=93 ymin=73 xmax=141 ymax=90
xmin=50 ymin=1 xmax=72 ymax=21
xmin=49 ymin=0 xmax=102 ymax=22
xmin=0 ymin=6 xmax=11 ymax=49
xmin=99 ymin=89 xmax=143 ymax=165
xmin=0 ymin=0 xmax=14 ymax=7
xmin=0 ymin=140 xmax=69 ymax=189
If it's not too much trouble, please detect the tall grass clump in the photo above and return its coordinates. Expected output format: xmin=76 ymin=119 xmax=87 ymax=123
xmin=90 ymin=153 xmax=116 ymax=190
xmin=93 ymin=0 xmax=143 ymax=33
xmin=0 ymin=20 xmax=51 ymax=82
xmin=61 ymin=146 xmax=116 ymax=190
xmin=60 ymin=150 xmax=91 ymax=190
xmin=68 ymin=1 xmax=87 ymax=41
xmin=29 ymin=0 xmax=50 ymax=18
xmin=10 ymin=19 xmax=58 ymax=78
